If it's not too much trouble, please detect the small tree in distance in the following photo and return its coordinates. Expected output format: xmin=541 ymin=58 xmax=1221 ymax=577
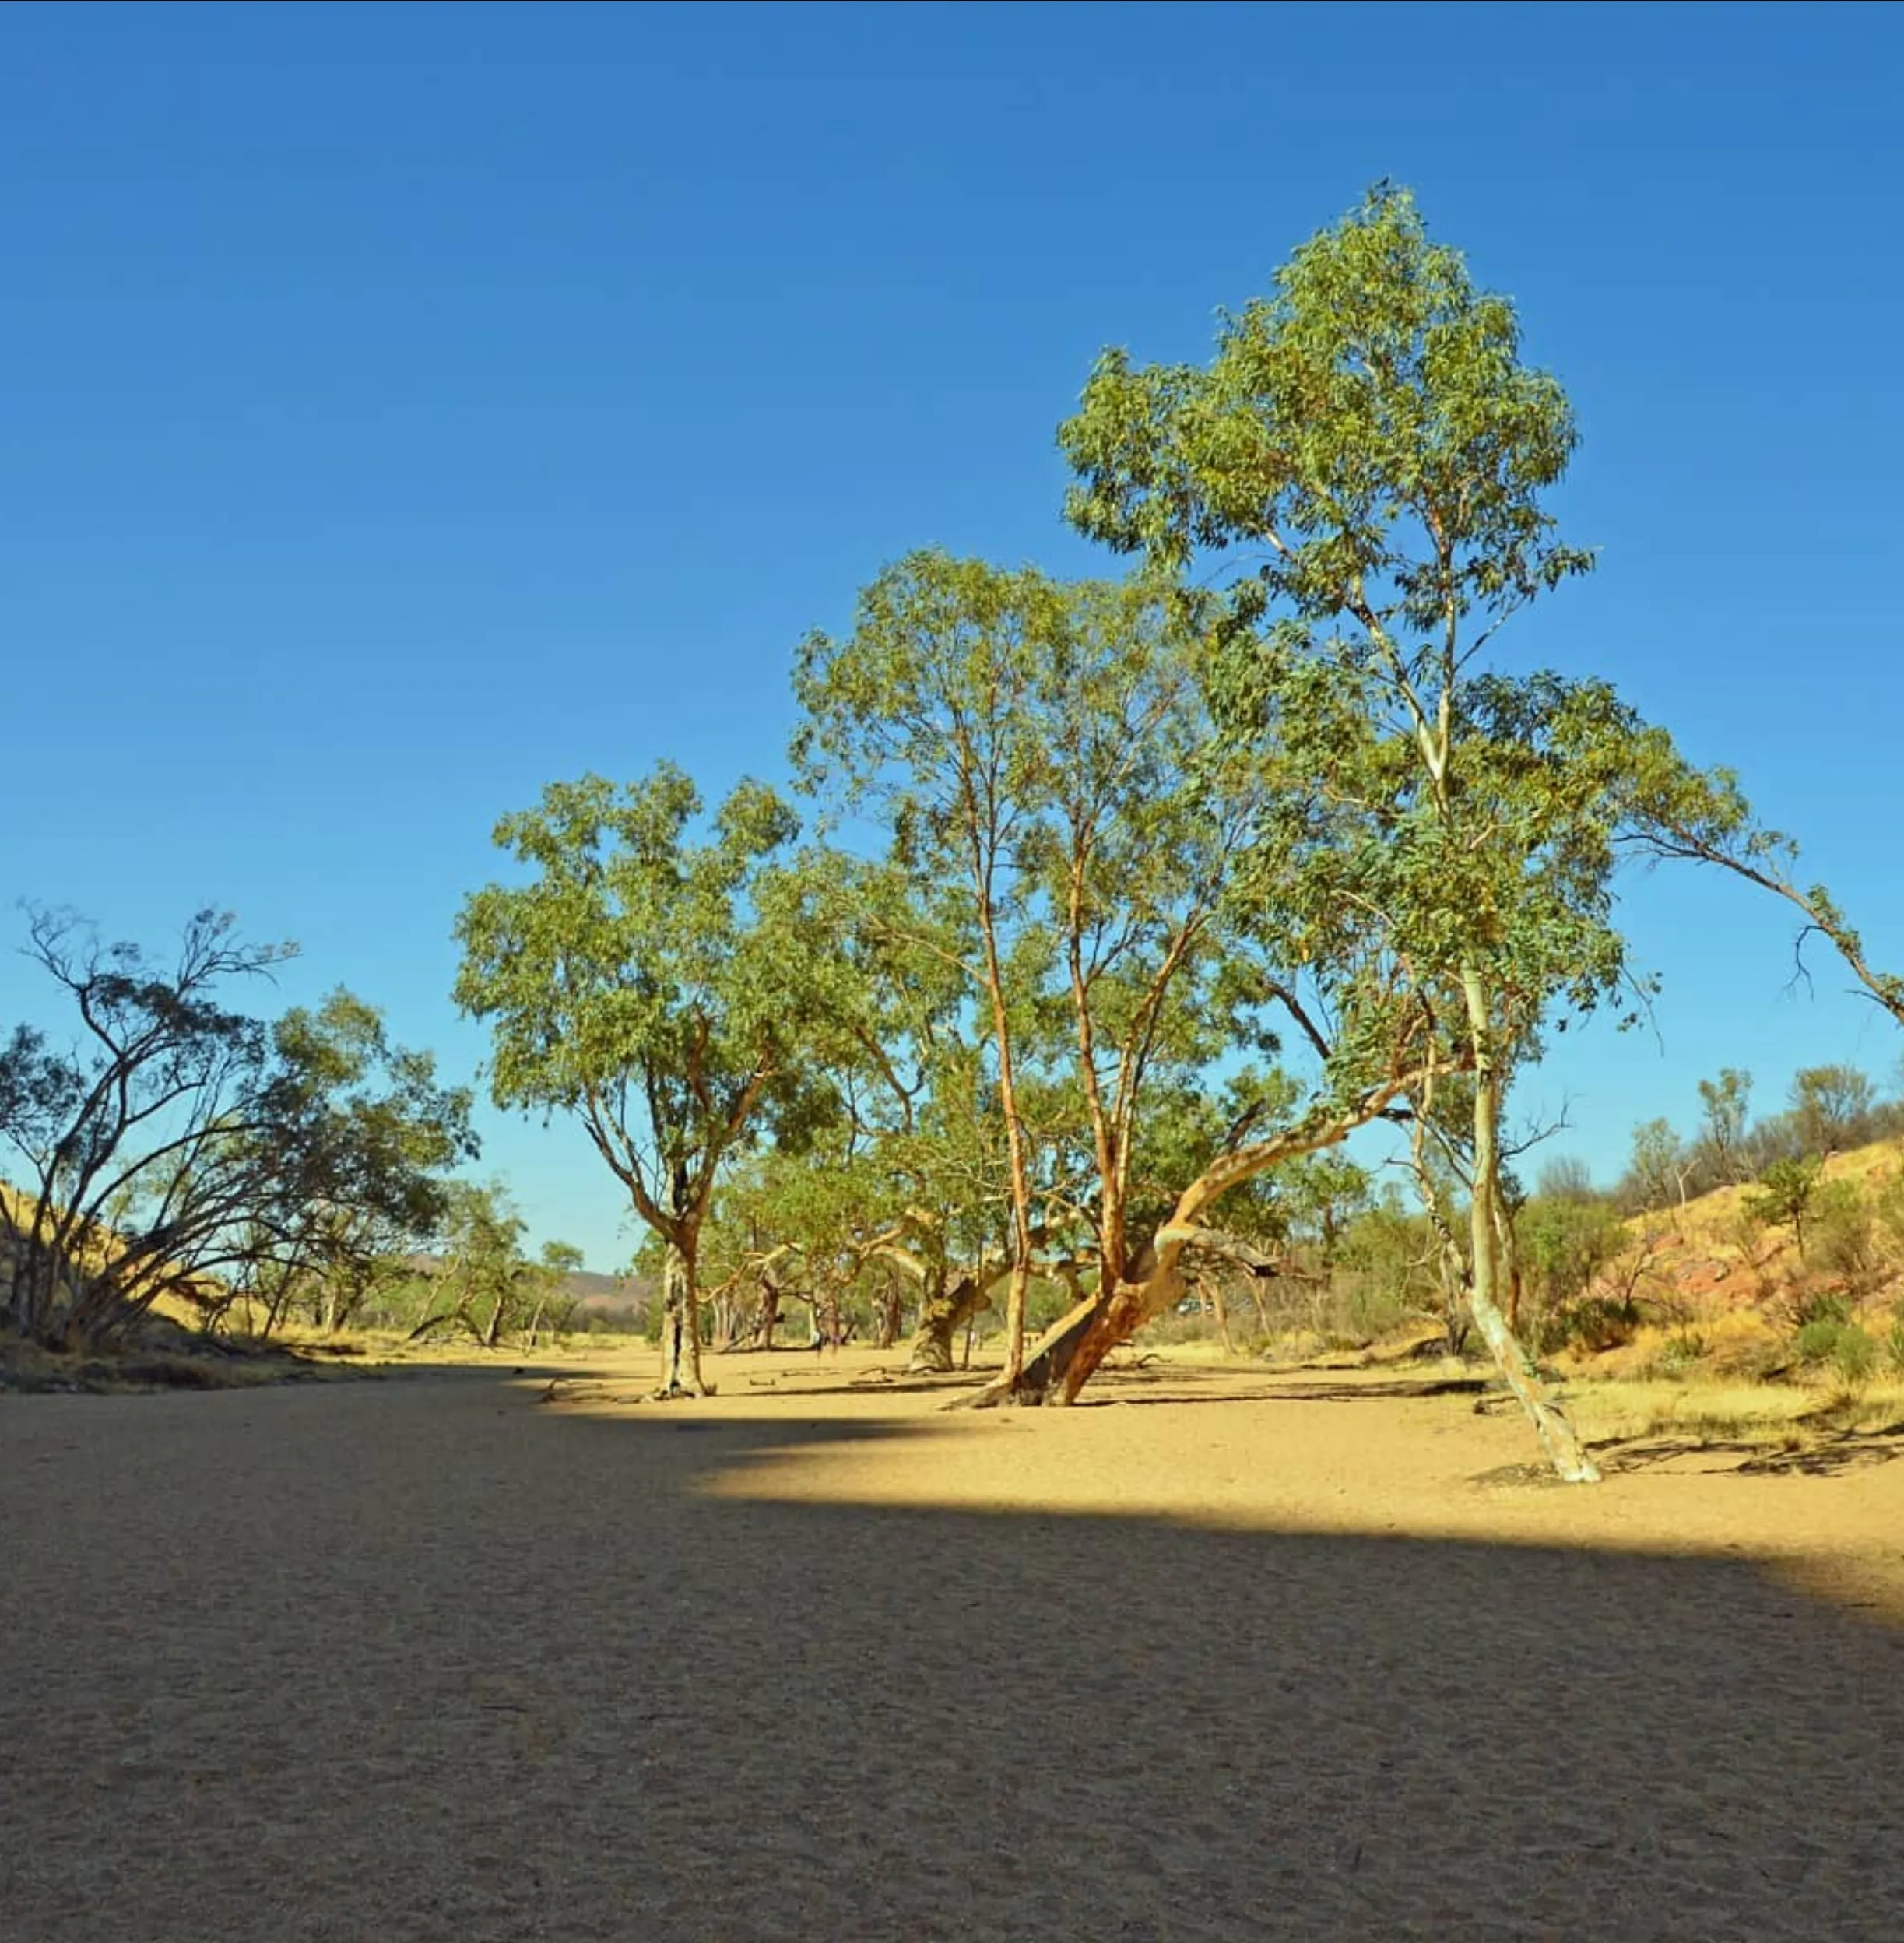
xmin=1746 ymin=1156 xmax=1825 ymax=1260
xmin=1790 ymin=1064 xmax=1874 ymax=1158
xmin=1696 ymin=1069 xmax=1753 ymax=1186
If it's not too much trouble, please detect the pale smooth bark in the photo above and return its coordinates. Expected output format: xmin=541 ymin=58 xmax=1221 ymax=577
xmin=653 ymin=1229 xmax=708 ymax=1398
xmin=1459 ymin=966 xmax=1597 ymax=1484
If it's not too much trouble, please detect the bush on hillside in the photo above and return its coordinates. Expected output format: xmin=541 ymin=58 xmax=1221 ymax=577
xmin=1783 ymin=1286 xmax=1851 ymax=1333
xmin=1537 ymin=1295 xmax=1641 ymax=1357
xmin=1808 ymin=1179 xmax=1885 ymax=1298
xmin=1793 ymin=1316 xmax=1874 ymax=1387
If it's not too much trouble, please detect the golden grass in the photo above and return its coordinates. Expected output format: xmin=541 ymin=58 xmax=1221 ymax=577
xmin=1559 ymin=1364 xmax=1904 ymax=1456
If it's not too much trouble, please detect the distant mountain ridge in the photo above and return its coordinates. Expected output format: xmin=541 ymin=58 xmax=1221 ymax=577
xmin=399 ymin=1252 xmax=655 ymax=1317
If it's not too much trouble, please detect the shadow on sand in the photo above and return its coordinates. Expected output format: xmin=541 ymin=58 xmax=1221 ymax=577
xmin=2 ymin=1371 xmax=1900 ymax=1941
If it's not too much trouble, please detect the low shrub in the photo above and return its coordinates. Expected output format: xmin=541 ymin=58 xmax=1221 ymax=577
xmin=1343 ymin=1280 xmax=1411 ymax=1343
xmin=1793 ymin=1316 xmax=1876 ymax=1392
xmin=1656 ymin=1330 xmax=1708 ymax=1376
xmin=1538 ymin=1295 xmax=1639 ymax=1357
xmin=1809 ymin=1179 xmax=1885 ymax=1298
xmin=1785 ymin=1288 xmax=1853 ymax=1332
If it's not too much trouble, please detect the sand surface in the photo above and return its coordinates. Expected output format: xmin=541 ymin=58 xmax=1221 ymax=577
xmin=3 ymin=1347 xmax=1902 ymax=1941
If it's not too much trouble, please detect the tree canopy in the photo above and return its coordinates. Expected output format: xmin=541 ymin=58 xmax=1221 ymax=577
xmin=0 ymin=908 xmax=474 ymax=1351
xmin=434 ymin=185 xmax=1886 ymax=1481
xmin=453 ymin=763 xmax=838 ymax=1395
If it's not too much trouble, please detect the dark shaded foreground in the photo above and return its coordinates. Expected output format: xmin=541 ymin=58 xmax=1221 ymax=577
xmin=2 ymin=1372 xmax=1900 ymax=1941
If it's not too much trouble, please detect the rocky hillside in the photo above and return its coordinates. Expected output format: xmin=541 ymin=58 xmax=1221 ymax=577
xmin=1561 ymin=1136 xmax=1904 ymax=1379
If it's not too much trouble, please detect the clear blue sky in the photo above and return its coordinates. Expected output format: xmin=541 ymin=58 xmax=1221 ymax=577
xmin=4 ymin=2 xmax=1899 ymax=1270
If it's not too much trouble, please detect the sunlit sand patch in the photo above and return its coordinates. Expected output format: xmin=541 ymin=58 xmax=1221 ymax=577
xmin=536 ymin=1345 xmax=1904 ymax=1625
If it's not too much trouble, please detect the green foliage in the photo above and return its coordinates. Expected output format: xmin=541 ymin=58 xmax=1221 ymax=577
xmin=454 ymin=764 xmax=837 ymax=1260
xmin=1875 ymin=1172 xmax=1904 ymax=1260
xmin=1537 ymin=1295 xmax=1640 ymax=1358
xmin=1056 ymin=183 xmax=1645 ymax=1046
xmin=1056 ymin=181 xmax=1688 ymax=1464
xmin=793 ymin=552 xmax=1263 ymax=1294
xmin=1808 ymin=1178 xmax=1882 ymax=1295
xmin=1 ymin=908 xmax=474 ymax=1349
xmin=1656 ymin=1331 xmax=1708 ymax=1376
xmin=1336 ymin=1193 xmax=1439 ymax=1309
xmin=1790 ymin=1065 xmax=1876 ymax=1156
xmin=1519 ymin=1195 xmax=1625 ymax=1314
xmin=258 ymin=989 xmax=479 ymax=1333
xmin=1061 ymin=183 xmax=1591 ymax=623
xmin=361 ymin=1181 xmax=585 ymax=1347
xmin=1340 ymin=1276 xmax=1412 ymax=1343
xmin=1786 ymin=1288 xmax=1852 ymax=1332
xmin=1275 ymin=1156 xmax=1372 ymax=1266
xmin=1794 ymin=1316 xmax=1876 ymax=1390
xmin=1627 ymin=1118 xmax=1684 ymax=1211
xmin=1025 ymin=1277 xmax=1078 ymax=1335
xmin=1695 ymin=1068 xmax=1752 ymax=1182
xmin=1745 ymin=1156 xmax=1825 ymax=1255
xmin=539 ymin=1239 xmax=585 ymax=1280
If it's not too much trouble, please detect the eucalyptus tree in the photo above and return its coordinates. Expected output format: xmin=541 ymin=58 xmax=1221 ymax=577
xmin=1008 ymin=854 xmax=1449 ymax=1404
xmin=795 ymin=558 xmax=1244 ymax=1397
xmin=400 ymin=1181 xmax=532 ymax=1346
xmin=0 ymin=907 xmax=473 ymax=1351
xmin=265 ymin=990 xmax=477 ymax=1336
xmin=795 ymin=555 xmax=1437 ymax=1405
xmin=1053 ymin=184 xmax=1673 ymax=1478
xmin=794 ymin=557 xmax=1066 ymax=1387
xmin=1696 ymin=1070 xmax=1754 ymax=1186
xmin=732 ymin=845 xmax=1020 ymax=1370
xmin=453 ymin=764 xmax=834 ymax=1398
xmin=999 ymin=575 xmax=1256 ymax=1392
xmin=813 ymin=855 xmax=1026 ymax=1371
xmin=525 ymin=1240 xmax=585 ymax=1345
xmin=949 ymin=574 xmax=1446 ymax=1405
xmin=866 ymin=1050 xmax=1021 ymax=1373
xmin=1789 ymin=1064 xmax=1877 ymax=1158
xmin=700 ymin=1139 xmax=890 ymax=1350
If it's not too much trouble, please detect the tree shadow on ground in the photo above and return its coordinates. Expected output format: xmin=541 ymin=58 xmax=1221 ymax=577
xmin=728 ymin=1369 xmax=990 ymax=1400
xmin=1073 ymin=1373 xmax=1493 ymax=1407
xmin=2 ymin=1376 xmax=1901 ymax=1942
xmin=1597 ymin=1423 xmax=1904 ymax=1478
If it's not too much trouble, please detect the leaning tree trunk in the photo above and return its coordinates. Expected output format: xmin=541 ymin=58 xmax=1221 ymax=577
xmin=992 ymin=1291 xmax=1108 ymax=1402
xmin=1008 ymin=1224 xmax=1274 ymax=1406
xmin=1460 ymin=965 xmax=1598 ymax=1484
xmin=1055 ymin=1256 xmax=1186 ymax=1402
xmin=654 ymin=1228 xmax=708 ymax=1400
xmin=966 ymin=1090 xmax=1416 ymax=1412
xmin=906 ymin=1271 xmax=989 ymax=1373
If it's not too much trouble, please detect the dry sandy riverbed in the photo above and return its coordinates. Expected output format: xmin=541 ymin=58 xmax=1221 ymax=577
xmin=3 ymin=1347 xmax=1902 ymax=1941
